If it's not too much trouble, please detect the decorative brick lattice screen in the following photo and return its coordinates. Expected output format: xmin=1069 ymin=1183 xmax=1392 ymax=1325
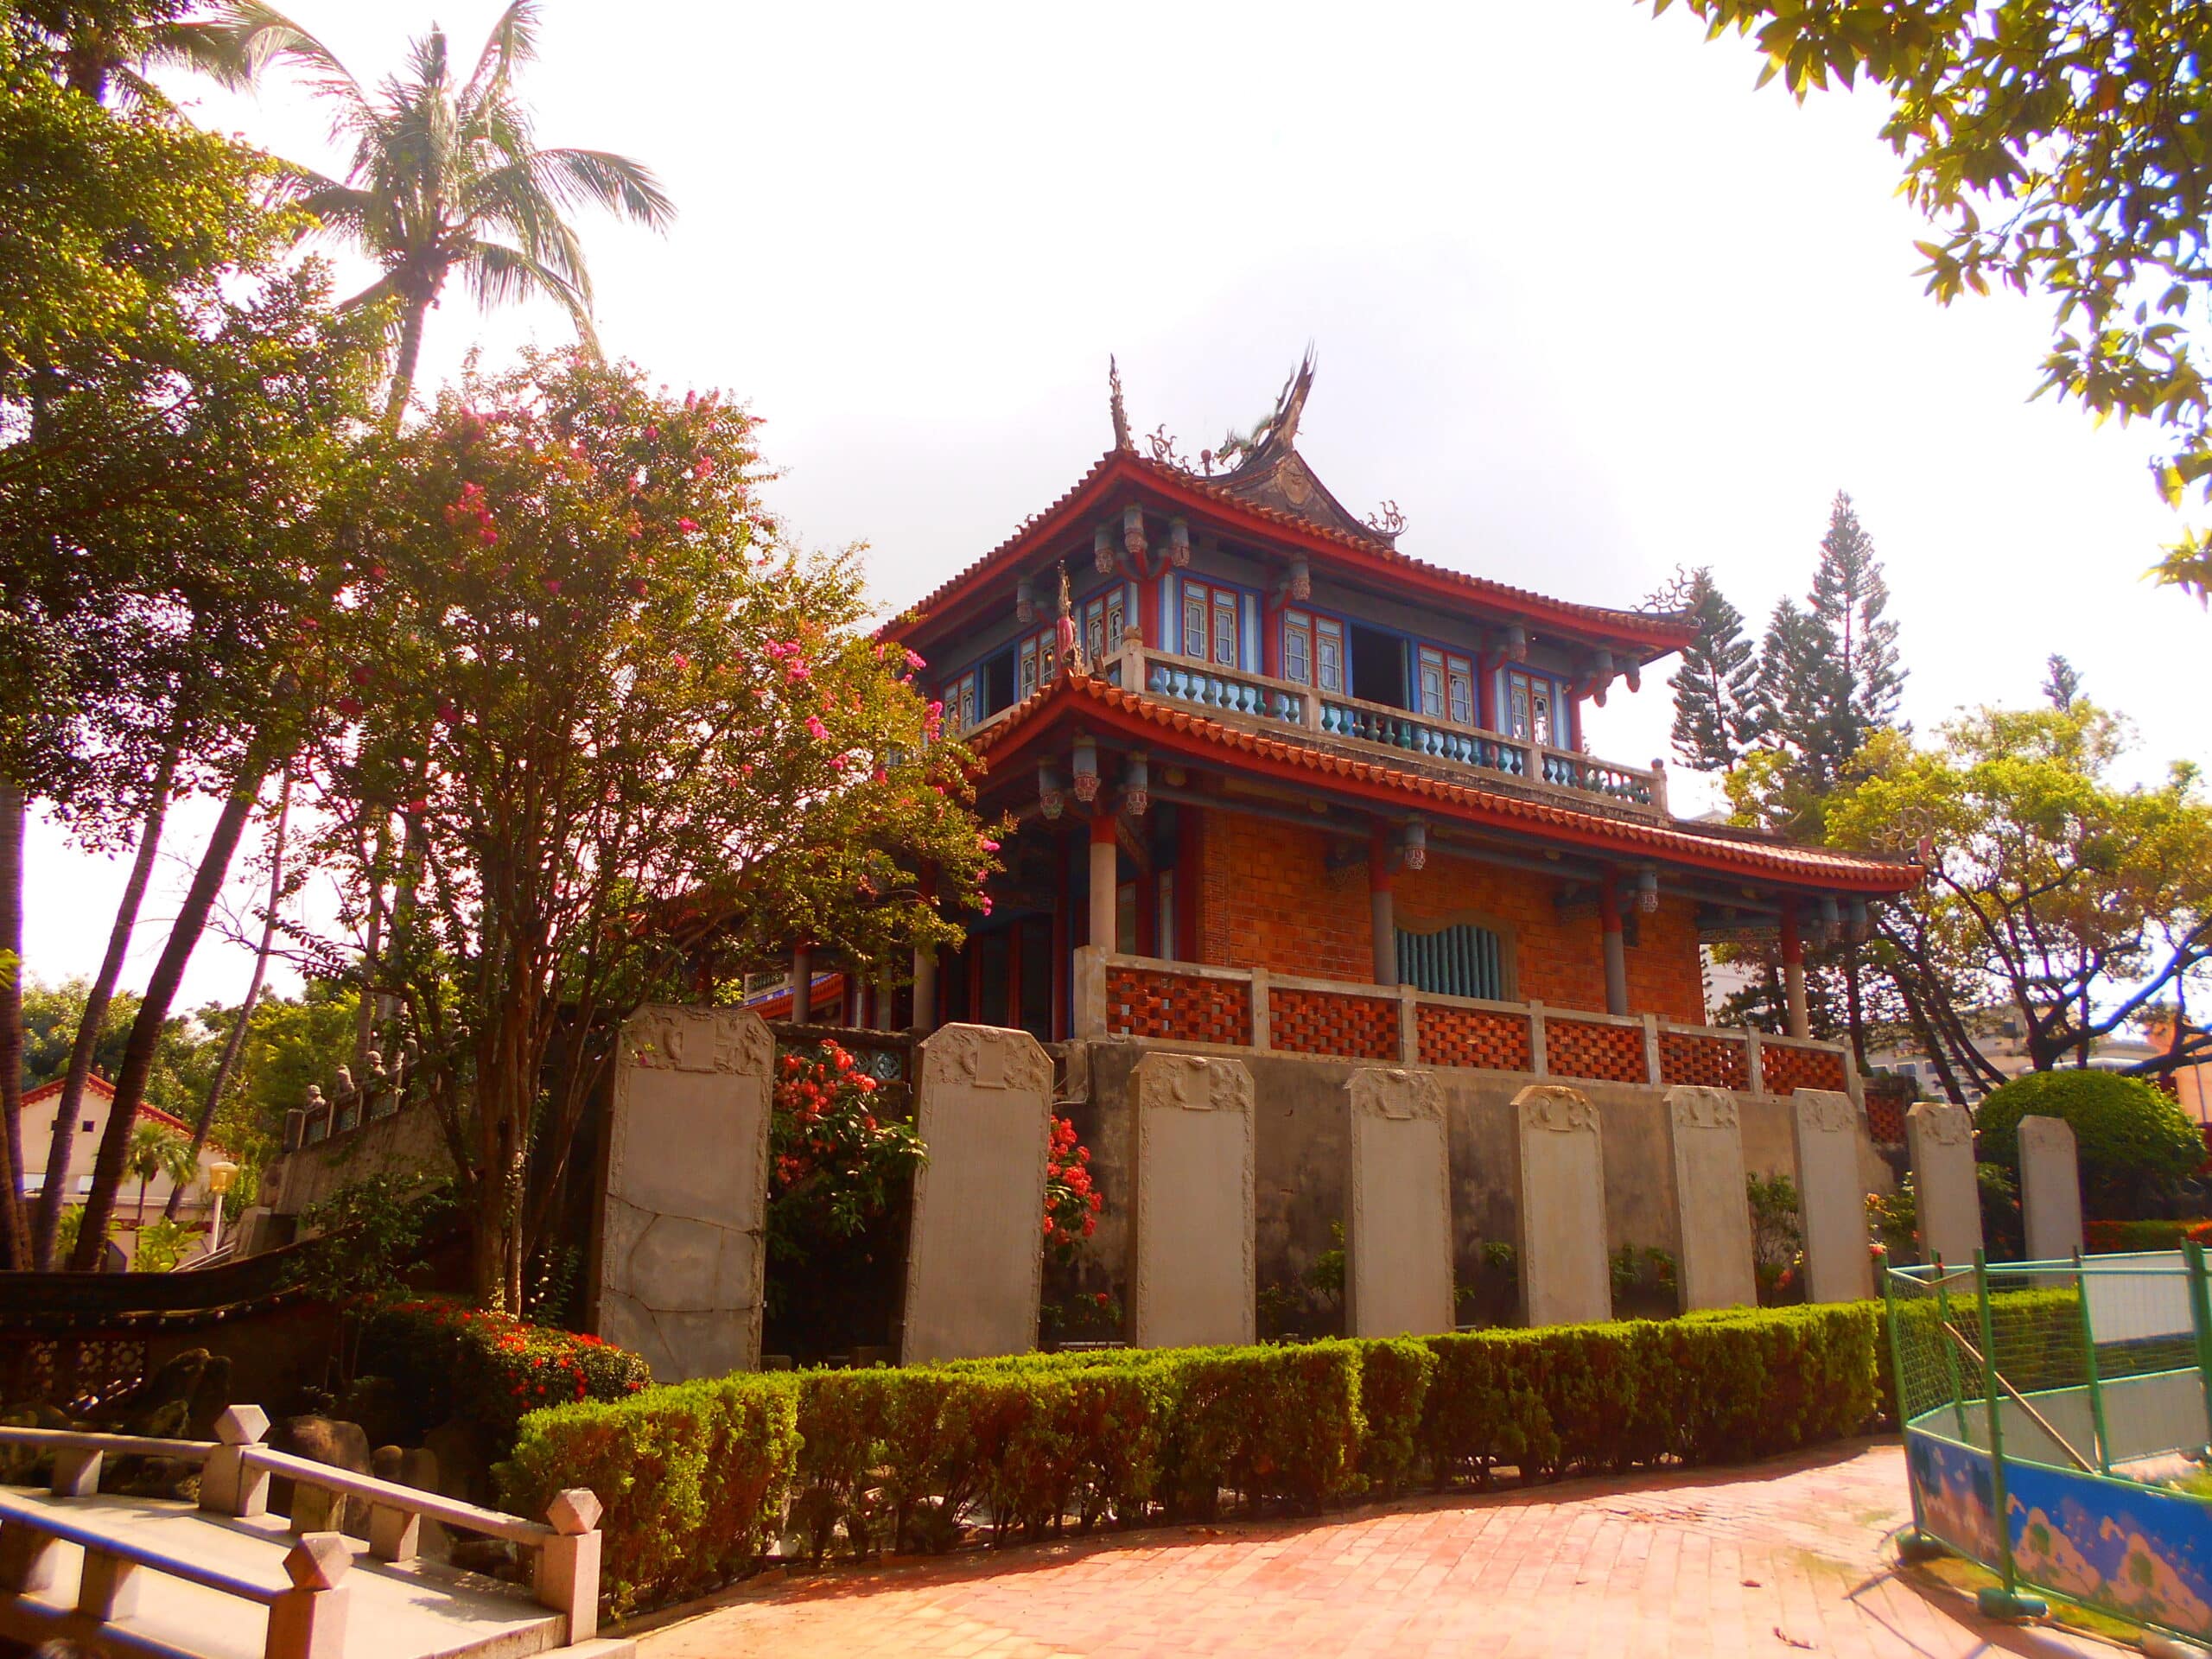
xmin=1416 ymin=1003 xmax=1533 ymax=1071
xmin=1544 ymin=1017 xmax=1647 ymax=1084
xmin=1104 ymin=964 xmax=1252 ymax=1046
xmin=1760 ymin=1042 xmax=1848 ymax=1096
xmin=1658 ymin=1030 xmax=1750 ymax=1090
xmin=1270 ymin=988 xmax=1400 ymax=1059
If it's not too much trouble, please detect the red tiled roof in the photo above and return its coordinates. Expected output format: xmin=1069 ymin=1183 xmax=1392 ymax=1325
xmin=967 ymin=673 xmax=1920 ymax=894
xmin=884 ymin=448 xmax=1700 ymax=659
xmin=22 ymin=1073 xmax=225 ymax=1152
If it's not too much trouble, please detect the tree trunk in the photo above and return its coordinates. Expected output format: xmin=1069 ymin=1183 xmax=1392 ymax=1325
xmin=34 ymin=741 xmax=177 ymax=1266
xmin=0 ymin=780 xmax=28 ymax=1269
xmin=383 ymin=298 xmax=429 ymax=430
xmin=68 ymin=767 xmax=263 ymax=1271
xmin=168 ymin=772 xmax=288 ymax=1222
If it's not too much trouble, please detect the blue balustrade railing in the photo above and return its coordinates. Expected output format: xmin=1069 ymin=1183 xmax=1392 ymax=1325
xmin=1319 ymin=700 xmax=1527 ymax=776
xmin=1146 ymin=661 xmax=1306 ymax=724
xmin=1539 ymin=750 xmax=1655 ymax=805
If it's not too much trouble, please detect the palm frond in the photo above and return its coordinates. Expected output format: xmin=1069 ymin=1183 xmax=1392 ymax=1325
xmin=461 ymin=240 xmax=597 ymax=352
xmin=196 ymin=2 xmax=373 ymax=136
xmin=531 ymin=149 xmax=676 ymax=232
xmin=463 ymin=0 xmax=543 ymax=106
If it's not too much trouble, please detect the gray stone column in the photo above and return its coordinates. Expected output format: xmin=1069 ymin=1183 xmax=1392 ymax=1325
xmin=912 ymin=945 xmax=937 ymax=1032
xmin=1601 ymin=897 xmax=1628 ymax=1016
xmin=1665 ymin=1086 xmax=1758 ymax=1311
xmin=1791 ymin=1089 xmax=1874 ymax=1302
xmin=2019 ymin=1115 xmax=2085 ymax=1262
xmin=1346 ymin=1069 xmax=1454 ymax=1338
xmin=1370 ymin=828 xmax=1397 ymax=986
xmin=596 ymin=1006 xmax=773 ymax=1380
xmin=901 ymin=1026 xmax=1054 ymax=1363
xmin=1089 ymin=811 xmax=1119 ymax=953
xmin=790 ymin=944 xmax=811 ymax=1025
xmin=1907 ymin=1100 xmax=1982 ymax=1266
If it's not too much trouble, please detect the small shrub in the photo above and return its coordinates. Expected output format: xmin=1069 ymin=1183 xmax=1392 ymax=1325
xmin=1975 ymin=1071 xmax=2204 ymax=1219
xmin=362 ymin=1299 xmax=652 ymax=1446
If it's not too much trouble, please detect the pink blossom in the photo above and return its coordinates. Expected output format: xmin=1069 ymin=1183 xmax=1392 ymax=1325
xmin=677 ymin=517 xmax=698 ymax=534
xmin=671 ymin=652 xmax=690 ymax=670
xmin=805 ymin=715 xmax=830 ymax=741
xmin=693 ymin=457 xmax=715 ymax=480
xmin=927 ymin=699 xmax=944 ymax=720
xmin=543 ymin=578 xmax=561 ymax=594
xmin=904 ymin=648 xmax=926 ymax=671
xmin=829 ymin=753 xmax=847 ymax=772
xmin=645 ymin=424 xmax=660 ymax=441
xmin=980 ymin=838 xmax=1001 ymax=853
xmin=979 ymin=894 xmax=994 ymax=916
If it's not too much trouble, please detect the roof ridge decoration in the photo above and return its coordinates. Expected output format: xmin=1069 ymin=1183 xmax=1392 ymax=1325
xmin=1122 ymin=348 xmax=1404 ymax=549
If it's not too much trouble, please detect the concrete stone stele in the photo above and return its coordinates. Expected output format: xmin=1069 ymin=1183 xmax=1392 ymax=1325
xmin=1791 ymin=1089 xmax=1875 ymax=1303
xmin=1345 ymin=1068 xmax=1454 ymax=1338
xmin=2018 ymin=1114 xmax=2085 ymax=1262
xmin=1664 ymin=1086 xmax=1758 ymax=1312
xmin=1907 ymin=1100 xmax=1983 ymax=1268
xmin=1130 ymin=1052 xmax=1255 ymax=1350
xmin=1514 ymin=1084 xmax=1611 ymax=1327
xmin=595 ymin=1005 xmax=772 ymax=1381
xmin=901 ymin=1024 xmax=1055 ymax=1364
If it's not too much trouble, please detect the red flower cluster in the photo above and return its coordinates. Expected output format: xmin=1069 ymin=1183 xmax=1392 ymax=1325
xmin=1043 ymin=1115 xmax=1101 ymax=1261
xmin=442 ymin=480 xmax=499 ymax=546
xmin=379 ymin=1298 xmax=652 ymax=1426
xmin=770 ymin=1042 xmax=919 ymax=1249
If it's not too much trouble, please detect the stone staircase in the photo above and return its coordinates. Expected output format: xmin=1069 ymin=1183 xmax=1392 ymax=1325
xmin=0 ymin=1417 xmax=631 ymax=1659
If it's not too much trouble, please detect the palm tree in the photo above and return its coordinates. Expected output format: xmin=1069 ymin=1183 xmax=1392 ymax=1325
xmin=201 ymin=0 xmax=674 ymax=423
xmin=125 ymin=1117 xmax=196 ymax=1227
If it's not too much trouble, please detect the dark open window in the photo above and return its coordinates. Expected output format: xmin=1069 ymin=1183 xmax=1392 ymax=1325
xmin=1348 ymin=624 xmax=1407 ymax=709
xmin=983 ymin=649 xmax=1016 ymax=716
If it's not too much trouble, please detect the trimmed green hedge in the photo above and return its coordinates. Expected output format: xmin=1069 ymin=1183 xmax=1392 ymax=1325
xmin=501 ymin=1302 xmax=1886 ymax=1621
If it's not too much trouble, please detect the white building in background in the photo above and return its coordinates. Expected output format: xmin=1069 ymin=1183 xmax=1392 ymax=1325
xmin=19 ymin=1073 xmax=231 ymax=1230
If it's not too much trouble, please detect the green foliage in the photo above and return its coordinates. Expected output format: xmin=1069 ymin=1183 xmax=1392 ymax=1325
xmin=203 ymin=0 xmax=675 ymax=421
xmin=362 ymin=1298 xmax=652 ymax=1446
xmin=130 ymin=1215 xmax=194 ymax=1272
xmin=511 ymin=1304 xmax=1886 ymax=1620
xmin=1651 ymin=565 xmax=1763 ymax=773
xmin=1747 ymin=1173 xmax=1805 ymax=1303
xmin=1649 ymin=0 xmax=2212 ymax=589
xmin=302 ymin=350 xmax=998 ymax=1306
xmin=1868 ymin=1179 xmax=1917 ymax=1259
xmin=1976 ymin=1070 xmax=2206 ymax=1219
xmin=768 ymin=1039 xmax=925 ymax=1275
xmin=498 ymin=1371 xmax=796 ymax=1620
xmin=284 ymin=1172 xmax=452 ymax=1382
xmin=1827 ymin=702 xmax=2212 ymax=1083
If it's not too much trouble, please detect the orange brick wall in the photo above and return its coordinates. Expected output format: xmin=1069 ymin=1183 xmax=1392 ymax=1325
xmin=1192 ymin=807 xmax=1707 ymax=1025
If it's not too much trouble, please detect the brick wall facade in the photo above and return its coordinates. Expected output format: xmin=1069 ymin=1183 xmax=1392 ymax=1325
xmin=1192 ymin=807 xmax=1707 ymax=1024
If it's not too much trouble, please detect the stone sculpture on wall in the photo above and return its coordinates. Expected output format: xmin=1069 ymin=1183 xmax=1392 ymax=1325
xmin=1513 ymin=1083 xmax=1611 ymax=1327
xmin=1664 ymin=1085 xmax=1758 ymax=1311
xmin=901 ymin=1025 xmax=1056 ymax=1364
xmin=1129 ymin=1052 xmax=1256 ymax=1349
xmin=596 ymin=1005 xmax=773 ymax=1381
xmin=1791 ymin=1088 xmax=1875 ymax=1303
xmin=1345 ymin=1067 xmax=1455 ymax=1338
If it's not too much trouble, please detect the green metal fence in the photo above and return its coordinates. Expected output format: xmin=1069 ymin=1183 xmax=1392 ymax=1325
xmin=1886 ymin=1248 xmax=2212 ymax=1635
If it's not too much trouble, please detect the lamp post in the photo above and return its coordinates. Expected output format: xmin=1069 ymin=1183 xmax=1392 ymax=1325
xmin=205 ymin=1160 xmax=239 ymax=1256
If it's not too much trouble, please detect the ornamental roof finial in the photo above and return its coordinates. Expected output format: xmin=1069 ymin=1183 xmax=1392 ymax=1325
xmin=1109 ymin=354 xmax=1132 ymax=452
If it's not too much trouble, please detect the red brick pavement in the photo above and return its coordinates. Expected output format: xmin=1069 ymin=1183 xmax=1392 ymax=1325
xmin=637 ymin=1440 xmax=2111 ymax=1659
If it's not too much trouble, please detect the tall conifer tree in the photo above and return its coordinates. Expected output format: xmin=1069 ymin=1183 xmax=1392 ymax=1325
xmin=1662 ymin=567 xmax=1763 ymax=772
xmin=1807 ymin=492 xmax=1905 ymax=768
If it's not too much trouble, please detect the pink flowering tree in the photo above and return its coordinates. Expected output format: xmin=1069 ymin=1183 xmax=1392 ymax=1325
xmin=302 ymin=349 xmax=995 ymax=1309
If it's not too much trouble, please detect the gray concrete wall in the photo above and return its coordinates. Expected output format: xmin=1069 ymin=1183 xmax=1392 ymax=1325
xmin=261 ymin=1101 xmax=455 ymax=1219
xmin=1073 ymin=1037 xmax=1893 ymax=1324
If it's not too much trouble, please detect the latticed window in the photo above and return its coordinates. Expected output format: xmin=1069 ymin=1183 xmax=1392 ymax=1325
xmin=1397 ymin=923 xmax=1507 ymax=1001
xmin=1283 ymin=612 xmax=1313 ymax=684
xmin=1316 ymin=619 xmax=1344 ymax=692
xmin=1212 ymin=593 xmax=1237 ymax=667
xmin=1183 ymin=590 xmax=1208 ymax=659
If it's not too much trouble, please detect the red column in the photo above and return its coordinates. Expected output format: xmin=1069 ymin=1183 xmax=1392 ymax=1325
xmin=1477 ymin=652 xmax=1497 ymax=731
xmin=1052 ymin=832 xmax=1071 ymax=1039
xmin=1262 ymin=597 xmax=1283 ymax=680
xmin=1370 ymin=825 xmax=1396 ymax=986
xmin=1140 ymin=574 xmax=1160 ymax=652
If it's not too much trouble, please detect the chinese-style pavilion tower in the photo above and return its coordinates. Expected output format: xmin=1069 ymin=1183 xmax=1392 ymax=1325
xmin=846 ymin=359 xmax=1913 ymax=1086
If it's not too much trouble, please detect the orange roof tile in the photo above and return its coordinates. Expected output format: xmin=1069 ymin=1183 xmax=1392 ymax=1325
xmin=966 ymin=673 xmax=1919 ymax=893
xmin=884 ymin=449 xmax=1699 ymax=659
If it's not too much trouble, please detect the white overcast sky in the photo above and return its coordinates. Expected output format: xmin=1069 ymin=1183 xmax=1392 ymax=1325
xmin=25 ymin=0 xmax=2205 ymax=1012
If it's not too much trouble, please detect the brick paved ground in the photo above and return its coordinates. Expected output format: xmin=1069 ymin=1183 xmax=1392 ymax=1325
xmin=636 ymin=1439 xmax=2112 ymax=1658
